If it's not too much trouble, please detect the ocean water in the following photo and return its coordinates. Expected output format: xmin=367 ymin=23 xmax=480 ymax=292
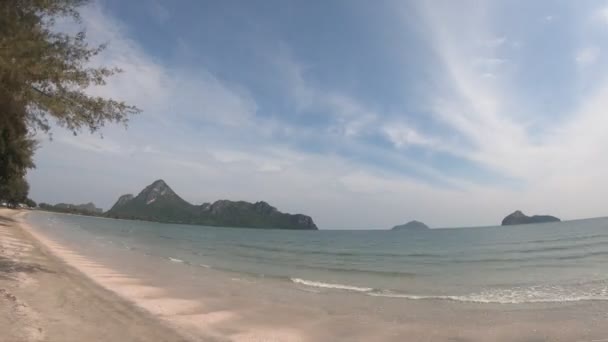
xmin=26 ymin=212 xmax=608 ymax=305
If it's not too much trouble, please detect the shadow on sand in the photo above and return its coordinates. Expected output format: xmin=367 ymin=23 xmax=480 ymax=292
xmin=0 ymin=256 xmax=53 ymax=276
xmin=0 ymin=213 xmax=16 ymax=227
xmin=0 ymin=212 xmax=54 ymax=280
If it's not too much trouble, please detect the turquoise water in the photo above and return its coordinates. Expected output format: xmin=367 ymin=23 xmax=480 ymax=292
xmin=27 ymin=212 xmax=608 ymax=304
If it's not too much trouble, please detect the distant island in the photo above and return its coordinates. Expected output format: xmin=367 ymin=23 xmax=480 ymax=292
xmin=40 ymin=180 xmax=318 ymax=230
xmin=39 ymin=202 xmax=103 ymax=216
xmin=501 ymin=210 xmax=560 ymax=226
xmin=391 ymin=220 xmax=429 ymax=231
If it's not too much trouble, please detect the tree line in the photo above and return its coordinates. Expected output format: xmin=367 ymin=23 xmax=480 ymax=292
xmin=0 ymin=0 xmax=139 ymax=207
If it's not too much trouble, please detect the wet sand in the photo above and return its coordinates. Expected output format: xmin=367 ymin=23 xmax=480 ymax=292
xmin=5 ymin=208 xmax=608 ymax=342
xmin=0 ymin=208 xmax=189 ymax=342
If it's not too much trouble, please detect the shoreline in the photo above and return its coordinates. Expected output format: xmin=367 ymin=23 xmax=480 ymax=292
xmin=0 ymin=208 xmax=189 ymax=342
xmin=6 ymin=209 xmax=608 ymax=341
xmin=6 ymin=209 xmax=311 ymax=342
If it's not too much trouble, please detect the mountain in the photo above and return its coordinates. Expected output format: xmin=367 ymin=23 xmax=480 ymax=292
xmin=39 ymin=202 xmax=103 ymax=215
xmin=106 ymin=180 xmax=194 ymax=223
xmin=105 ymin=180 xmax=318 ymax=230
xmin=391 ymin=220 xmax=429 ymax=231
xmin=501 ymin=210 xmax=560 ymax=226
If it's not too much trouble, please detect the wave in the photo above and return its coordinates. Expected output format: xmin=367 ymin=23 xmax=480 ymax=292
xmin=513 ymin=239 xmax=608 ymax=254
xmin=306 ymin=266 xmax=417 ymax=278
xmin=367 ymin=291 xmax=608 ymax=304
xmin=168 ymin=257 xmax=184 ymax=263
xmin=488 ymin=232 xmax=608 ymax=248
xmin=290 ymin=278 xmax=608 ymax=304
xmin=232 ymin=241 xmax=608 ymax=266
xmin=441 ymin=250 xmax=608 ymax=264
xmin=557 ymin=250 xmax=608 ymax=260
xmin=223 ymin=250 xmax=419 ymax=278
xmin=290 ymin=278 xmax=373 ymax=292
xmin=233 ymin=243 xmax=442 ymax=259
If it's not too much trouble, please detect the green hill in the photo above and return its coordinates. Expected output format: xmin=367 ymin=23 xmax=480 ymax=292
xmin=39 ymin=202 xmax=103 ymax=216
xmin=501 ymin=210 xmax=560 ymax=226
xmin=105 ymin=180 xmax=318 ymax=230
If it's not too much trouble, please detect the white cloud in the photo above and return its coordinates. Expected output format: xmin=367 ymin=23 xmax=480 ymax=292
xmin=69 ymin=4 xmax=257 ymax=130
xmin=575 ymin=46 xmax=600 ymax=66
xmin=271 ymin=51 xmax=383 ymax=138
xmin=383 ymin=124 xmax=437 ymax=149
xmin=383 ymin=0 xmax=608 ymax=223
xmin=270 ymin=50 xmax=479 ymax=188
xmin=473 ymin=57 xmax=506 ymax=69
xmin=598 ymin=6 xmax=608 ymax=25
xmin=54 ymin=134 xmax=135 ymax=155
xmin=510 ymin=41 xmax=523 ymax=49
xmin=482 ymin=36 xmax=506 ymax=48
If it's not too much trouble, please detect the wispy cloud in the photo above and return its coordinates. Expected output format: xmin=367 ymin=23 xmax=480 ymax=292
xmin=482 ymin=36 xmax=506 ymax=48
xmin=383 ymin=124 xmax=439 ymax=150
xmin=575 ymin=46 xmax=600 ymax=66
xmin=272 ymin=50 xmax=381 ymax=138
xmin=386 ymin=0 xmax=608 ymax=220
xmin=597 ymin=6 xmax=608 ymax=25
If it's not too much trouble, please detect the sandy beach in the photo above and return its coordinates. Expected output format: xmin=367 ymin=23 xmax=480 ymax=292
xmin=1 ymin=209 xmax=312 ymax=342
xmin=0 ymin=209 xmax=188 ymax=342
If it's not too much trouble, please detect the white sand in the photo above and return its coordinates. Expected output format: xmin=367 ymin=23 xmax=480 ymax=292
xmin=19 ymin=210 xmax=309 ymax=342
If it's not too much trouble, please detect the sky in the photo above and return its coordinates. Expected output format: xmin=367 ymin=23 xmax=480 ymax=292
xmin=27 ymin=0 xmax=608 ymax=229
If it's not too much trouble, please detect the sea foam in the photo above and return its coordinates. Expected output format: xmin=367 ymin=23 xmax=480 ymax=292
xmin=290 ymin=278 xmax=373 ymax=292
xmin=292 ymin=278 xmax=608 ymax=304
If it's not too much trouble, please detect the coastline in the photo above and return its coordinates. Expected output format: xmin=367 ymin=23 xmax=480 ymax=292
xmin=4 ymin=209 xmax=310 ymax=342
xmin=0 ymin=208 xmax=187 ymax=342
xmin=6 ymin=209 xmax=608 ymax=342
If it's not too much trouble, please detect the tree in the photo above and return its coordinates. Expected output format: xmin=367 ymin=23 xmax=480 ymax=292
xmin=0 ymin=90 xmax=36 ymax=187
xmin=0 ymin=175 xmax=29 ymax=207
xmin=24 ymin=198 xmax=37 ymax=208
xmin=0 ymin=0 xmax=141 ymax=199
xmin=1 ymin=0 xmax=140 ymax=135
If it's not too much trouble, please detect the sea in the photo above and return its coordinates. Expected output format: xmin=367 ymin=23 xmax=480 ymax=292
xmin=26 ymin=211 xmax=608 ymax=305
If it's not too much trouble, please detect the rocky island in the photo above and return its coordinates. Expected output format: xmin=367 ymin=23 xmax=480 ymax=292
xmin=105 ymin=180 xmax=318 ymax=230
xmin=39 ymin=202 xmax=103 ymax=216
xmin=391 ymin=220 xmax=429 ymax=231
xmin=501 ymin=210 xmax=560 ymax=226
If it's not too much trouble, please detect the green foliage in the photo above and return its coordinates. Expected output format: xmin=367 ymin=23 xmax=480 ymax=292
xmin=24 ymin=198 xmax=37 ymax=208
xmin=0 ymin=0 xmax=140 ymax=200
xmin=0 ymin=175 xmax=29 ymax=207
xmin=0 ymin=0 xmax=141 ymax=135
xmin=0 ymin=89 xmax=35 ymax=206
xmin=0 ymin=78 xmax=36 ymax=183
xmin=39 ymin=201 xmax=103 ymax=215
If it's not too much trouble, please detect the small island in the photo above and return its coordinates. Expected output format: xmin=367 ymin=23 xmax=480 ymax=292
xmin=501 ymin=210 xmax=560 ymax=226
xmin=391 ymin=220 xmax=429 ymax=231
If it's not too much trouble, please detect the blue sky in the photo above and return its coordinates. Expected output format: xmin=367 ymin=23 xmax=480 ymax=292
xmin=28 ymin=0 xmax=608 ymax=229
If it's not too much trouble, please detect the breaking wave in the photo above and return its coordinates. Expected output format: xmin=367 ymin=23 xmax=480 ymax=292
xmin=291 ymin=278 xmax=608 ymax=304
